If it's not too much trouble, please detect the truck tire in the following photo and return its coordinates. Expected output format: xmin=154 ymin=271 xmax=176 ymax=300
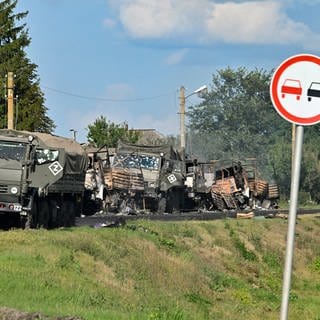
xmin=21 ymin=200 xmax=38 ymax=229
xmin=38 ymin=199 xmax=50 ymax=229
xmin=48 ymin=199 xmax=59 ymax=228
xmin=20 ymin=215 xmax=32 ymax=229
xmin=61 ymin=200 xmax=76 ymax=227
xmin=158 ymin=197 xmax=166 ymax=213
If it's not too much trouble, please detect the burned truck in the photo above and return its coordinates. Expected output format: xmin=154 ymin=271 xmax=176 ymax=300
xmin=83 ymin=146 xmax=111 ymax=215
xmin=0 ymin=129 xmax=88 ymax=228
xmin=185 ymin=159 xmax=279 ymax=211
xmin=104 ymin=141 xmax=186 ymax=213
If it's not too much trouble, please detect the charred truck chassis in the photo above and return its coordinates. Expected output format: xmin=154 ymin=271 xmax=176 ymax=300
xmin=185 ymin=159 xmax=279 ymax=212
xmin=100 ymin=143 xmax=279 ymax=214
xmin=103 ymin=142 xmax=186 ymax=214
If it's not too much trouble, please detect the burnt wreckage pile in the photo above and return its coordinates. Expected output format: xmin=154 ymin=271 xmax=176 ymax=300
xmin=185 ymin=159 xmax=279 ymax=212
xmin=101 ymin=142 xmax=279 ymax=214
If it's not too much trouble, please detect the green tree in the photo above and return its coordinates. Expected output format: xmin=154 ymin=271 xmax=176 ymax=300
xmin=300 ymin=129 xmax=320 ymax=203
xmin=0 ymin=0 xmax=55 ymax=132
xmin=87 ymin=115 xmax=140 ymax=148
xmin=188 ymin=67 xmax=290 ymax=160
xmin=268 ymin=137 xmax=292 ymax=198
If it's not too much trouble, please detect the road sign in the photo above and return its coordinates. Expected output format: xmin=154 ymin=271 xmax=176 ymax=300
xmin=270 ymin=54 xmax=320 ymax=125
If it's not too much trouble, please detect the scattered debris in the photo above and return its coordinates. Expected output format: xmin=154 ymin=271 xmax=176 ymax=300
xmin=237 ymin=212 xmax=255 ymax=219
xmin=93 ymin=217 xmax=126 ymax=228
xmin=275 ymin=213 xmax=289 ymax=219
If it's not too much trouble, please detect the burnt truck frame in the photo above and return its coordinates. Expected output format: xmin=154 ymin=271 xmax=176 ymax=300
xmin=105 ymin=141 xmax=186 ymax=213
xmin=0 ymin=129 xmax=88 ymax=228
xmin=184 ymin=158 xmax=279 ymax=212
xmin=83 ymin=145 xmax=112 ymax=215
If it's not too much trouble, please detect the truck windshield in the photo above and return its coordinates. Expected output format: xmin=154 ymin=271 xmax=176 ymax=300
xmin=140 ymin=155 xmax=160 ymax=170
xmin=36 ymin=149 xmax=59 ymax=164
xmin=113 ymin=154 xmax=160 ymax=170
xmin=0 ymin=141 xmax=26 ymax=160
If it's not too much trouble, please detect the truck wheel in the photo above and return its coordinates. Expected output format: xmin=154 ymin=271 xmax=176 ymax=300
xmin=49 ymin=199 xmax=59 ymax=228
xmin=20 ymin=213 xmax=33 ymax=229
xmin=67 ymin=201 xmax=76 ymax=226
xmin=61 ymin=200 xmax=76 ymax=227
xmin=22 ymin=202 xmax=38 ymax=229
xmin=38 ymin=199 xmax=50 ymax=229
xmin=158 ymin=197 xmax=166 ymax=213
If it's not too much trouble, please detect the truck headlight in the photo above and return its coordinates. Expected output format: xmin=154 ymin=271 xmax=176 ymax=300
xmin=10 ymin=187 xmax=18 ymax=194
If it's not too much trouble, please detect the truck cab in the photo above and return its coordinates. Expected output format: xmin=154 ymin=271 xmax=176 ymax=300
xmin=0 ymin=129 xmax=87 ymax=228
xmin=106 ymin=141 xmax=186 ymax=213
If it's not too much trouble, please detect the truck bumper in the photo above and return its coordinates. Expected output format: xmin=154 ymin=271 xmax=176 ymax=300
xmin=0 ymin=202 xmax=22 ymax=213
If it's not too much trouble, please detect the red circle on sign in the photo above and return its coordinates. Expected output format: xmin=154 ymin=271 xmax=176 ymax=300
xmin=270 ymin=54 xmax=320 ymax=125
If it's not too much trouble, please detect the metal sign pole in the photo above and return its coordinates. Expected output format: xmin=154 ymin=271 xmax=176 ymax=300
xmin=280 ymin=125 xmax=304 ymax=320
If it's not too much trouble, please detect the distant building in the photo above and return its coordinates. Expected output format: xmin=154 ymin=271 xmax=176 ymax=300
xmin=132 ymin=129 xmax=167 ymax=145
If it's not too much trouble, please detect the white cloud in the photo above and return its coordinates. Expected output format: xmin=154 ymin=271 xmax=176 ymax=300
xmin=165 ymin=49 xmax=189 ymax=65
xmin=108 ymin=0 xmax=320 ymax=50
xmin=119 ymin=0 xmax=176 ymax=38
xmin=103 ymin=18 xmax=116 ymax=29
xmin=104 ymin=83 xmax=135 ymax=100
xmin=131 ymin=113 xmax=179 ymax=135
xmin=205 ymin=1 xmax=310 ymax=44
xmin=114 ymin=0 xmax=209 ymax=39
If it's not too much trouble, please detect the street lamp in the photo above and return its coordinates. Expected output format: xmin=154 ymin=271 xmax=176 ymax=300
xmin=179 ymin=85 xmax=207 ymax=151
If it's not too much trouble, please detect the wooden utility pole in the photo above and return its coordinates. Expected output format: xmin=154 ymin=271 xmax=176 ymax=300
xmin=179 ymin=86 xmax=186 ymax=151
xmin=7 ymin=72 xmax=14 ymax=129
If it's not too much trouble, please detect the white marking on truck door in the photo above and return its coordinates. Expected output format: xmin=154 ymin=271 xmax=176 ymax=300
xmin=49 ymin=161 xmax=63 ymax=176
xmin=167 ymin=174 xmax=177 ymax=183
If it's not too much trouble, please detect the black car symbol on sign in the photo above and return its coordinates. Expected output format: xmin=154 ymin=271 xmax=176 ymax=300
xmin=307 ymin=82 xmax=320 ymax=101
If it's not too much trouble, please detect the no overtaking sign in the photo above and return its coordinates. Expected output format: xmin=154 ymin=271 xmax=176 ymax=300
xmin=270 ymin=54 xmax=320 ymax=125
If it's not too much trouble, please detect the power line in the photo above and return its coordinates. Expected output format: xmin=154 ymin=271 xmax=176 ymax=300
xmin=42 ymin=85 xmax=174 ymax=102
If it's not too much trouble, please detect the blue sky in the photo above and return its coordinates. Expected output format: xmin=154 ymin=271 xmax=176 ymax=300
xmin=16 ymin=0 xmax=320 ymax=142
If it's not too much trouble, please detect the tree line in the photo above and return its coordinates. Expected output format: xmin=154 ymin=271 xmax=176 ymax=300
xmin=1 ymin=0 xmax=320 ymax=203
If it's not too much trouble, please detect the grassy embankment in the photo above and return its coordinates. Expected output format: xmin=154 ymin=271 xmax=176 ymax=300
xmin=0 ymin=215 xmax=320 ymax=320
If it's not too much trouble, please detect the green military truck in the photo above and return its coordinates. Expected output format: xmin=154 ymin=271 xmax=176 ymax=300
xmin=104 ymin=141 xmax=186 ymax=213
xmin=0 ymin=129 xmax=88 ymax=228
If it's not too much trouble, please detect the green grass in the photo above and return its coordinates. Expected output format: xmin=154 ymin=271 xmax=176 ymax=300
xmin=0 ymin=217 xmax=320 ymax=319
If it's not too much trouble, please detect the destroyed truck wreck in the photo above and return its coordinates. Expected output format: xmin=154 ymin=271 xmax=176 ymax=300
xmin=99 ymin=141 xmax=279 ymax=215
xmin=185 ymin=159 xmax=280 ymax=212
xmin=103 ymin=141 xmax=186 ymax=214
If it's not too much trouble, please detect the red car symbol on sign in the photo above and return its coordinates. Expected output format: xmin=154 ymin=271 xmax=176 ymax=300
xmin=281 ymin=79 xmax=302 ymax=100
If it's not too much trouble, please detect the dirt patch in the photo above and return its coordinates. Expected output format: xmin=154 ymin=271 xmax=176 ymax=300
xmin=0 ymin=307 xmax=81 ymax=320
